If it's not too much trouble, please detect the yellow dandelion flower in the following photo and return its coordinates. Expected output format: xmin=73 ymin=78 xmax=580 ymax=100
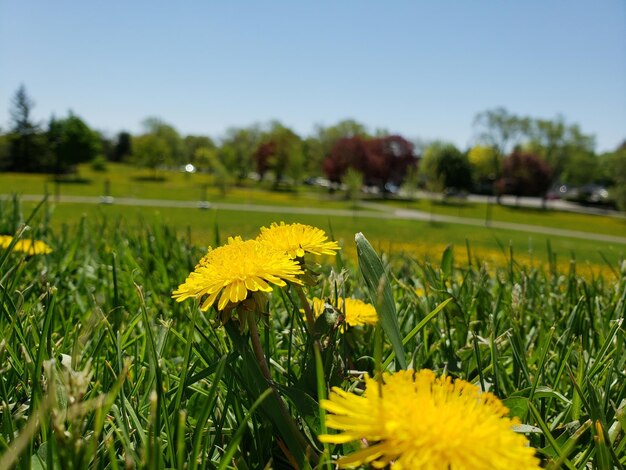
xmin=311 ymin=297 xmax=378 ymax=327
xmin=172 ymin=236 xmax=303 ymax=311
xmin=0 ymin=235 xmax=53 ymax=255
xmin=256 ymin=222 xmax=340 ymax=258
xmin=320 ymin=369 xmax=540 ymax=469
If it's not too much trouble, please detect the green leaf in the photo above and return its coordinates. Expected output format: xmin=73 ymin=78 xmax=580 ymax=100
xmin=502 ymin=397 xmax=529 ymax=421
xmin=355 ymin=233 xmax=406 ymax=369
xmin=440 ymin=244 xmax=453 ymax=278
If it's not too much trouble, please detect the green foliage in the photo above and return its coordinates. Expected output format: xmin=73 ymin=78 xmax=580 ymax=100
xmin=468 ymin=144 xmax=500 ymax=182
xmin=113 ymin=131 xmax=132 ymax=163
xmin=6 ymin=85 xmax=48 ymax=172
xmin=421 ymin=142 xmax=472 ymax=192
xmin=607 ymin=146 xmax=626 ymax=210
xmin=48 ymin=113 xmax=102 ymax=174
xmin=139 ymin=117 xmax=184 ymax=166
xmin=90 ymin=154 xmax=108 ymax=172
xmin=184 ymin=135 xmax=215 ymax=165
xmin=132 ymin=133 xmax=171 ymax=175
xmin=0 ymin=198 xmax=625 ymax=467
xmin=219 ymin=125 xmax=262 ymax=184
xmin=343 ymin=168 xmax=363 ymax=206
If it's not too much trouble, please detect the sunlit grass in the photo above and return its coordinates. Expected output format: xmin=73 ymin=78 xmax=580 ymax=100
xmin=0 ymin=198 xmax=624 ymax=468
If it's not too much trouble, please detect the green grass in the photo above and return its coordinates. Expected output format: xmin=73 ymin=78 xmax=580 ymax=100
xmin=379 ymin=197 xmax=626 ymax=237
xmin=0 ymin=164 xmax=350 ymax=209
xmin=0 ymin=199 xmax=625 ymax=468
xmin=2 ymin=164 xmax=625 ymax=239
xmin=13 ymin=200 xmax=625 ymax=272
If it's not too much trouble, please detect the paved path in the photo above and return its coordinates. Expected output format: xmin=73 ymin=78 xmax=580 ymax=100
xmin=4 ymin=193 xmax=626 ymax=245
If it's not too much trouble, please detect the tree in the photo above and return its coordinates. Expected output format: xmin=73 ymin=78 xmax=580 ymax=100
xmin=526 ymin=117 xmax=595 ymax=181
xmin=132 ymin=134 xmax=171 ymax=178
xmin=366 ymin=135 xmax=416 ymax=191
xmin=468 ymin=145 xmax=500 ymax=194
xmin=195 ymin=147 xmax=232 ymax=196
xmin=473 ymin=107 xmax=530 ymax=156
xmin=184 ymin=135 xmax=215 ymax=164
xmin=0 ymin=133 xmax=11 ymax=170
xmin=8 ymin=84 xmax=46 ymax=172
xmin=344 ymin=168 xmax=364 ymax=206
xmin=604 ymin=142 xmax=626 ymax=210
xmin=219 ymin=125 xmax=262 ymax=184
xmin=324 ymin=136 xmax=369 ymax=184
xmin=48 ymin=112 xmax=102 ymax=175
xmin=253 ymin=122 xmax=304 ymax=187
xmin=421 ymin=142 xmax=472 ymax=193
xmin=140 ymin=117 xmax=183 ymax=166
xmin=496 ymin=151 xmax=553 ymax=199
xmin=113 ymin=131 xmax=132 ymax=162
xmin=323 ymin=134 xmax=416 ymax=193
xmin=309 ymin=119 xmax=369 ymax=176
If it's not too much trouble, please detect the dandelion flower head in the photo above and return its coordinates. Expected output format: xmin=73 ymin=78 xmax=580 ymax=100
xmin=172 ymin=236 xmax=303 ymax=311
xmin=0 ymin=235 xmax=52 ymax=255
xmin=320 ymin=369 xmax=540 ymax=469
xmin=257 ymin=222 xmax=340 ymax=258
xmin=311 ymin=297 xmax=377 ymax=327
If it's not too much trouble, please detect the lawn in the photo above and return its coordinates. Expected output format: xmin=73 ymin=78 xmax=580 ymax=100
xmin=11 ymin=199 xmax=625 ymax=278
xmin=0 ymin=201 xmax=624 ymax=468
xmin=2 ymin=164 xmax=625 ymax=239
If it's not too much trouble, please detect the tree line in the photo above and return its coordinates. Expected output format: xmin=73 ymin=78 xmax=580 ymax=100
xmin=1 ymin=85 xmax=625 ymax=208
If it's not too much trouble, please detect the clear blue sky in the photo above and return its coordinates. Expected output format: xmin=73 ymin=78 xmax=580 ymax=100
xmin=1 ymin=1 xmax=624 ymax=151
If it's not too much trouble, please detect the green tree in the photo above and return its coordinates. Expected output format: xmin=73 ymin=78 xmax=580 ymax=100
xmin=606 ymin=143 xmax=626 ymax=210
xmin=8 ymin=84 xmax=46 ymax=172
xmin=141 ymin=117 xmax=184 ymax=166
xmin=48 ymin=112 xmax=102 ymax=175
xmin=219 ymin=125 xmax=262 ymax=184
xmin=559 ymin=151 xmax=599 ymax=187
xmin=0 ymin=133 xmax=11 ymax=170
xmin=526 ymin=117 xmax=595 ymax=181
xmin=184 ymin=135 xmax=215 ymax=165
xmin=344 ymin=167 xmax=364 ymax=207
xmin=473 ymin=107 xmax=530 ymax=156
xmin=113 ymin=131 xmax=132 ymax=162
xmin=253 ymin=123 xmax=304 ymax=187
xmin=196 ymin=147 xmax=232 ymax=196
xmin=132 ymin=134 xmax=170 ymax=178
xmin=421 ymin=142 xmax=472 ymax=193
xmin=468 ymin=145 xmax=500 ymax=193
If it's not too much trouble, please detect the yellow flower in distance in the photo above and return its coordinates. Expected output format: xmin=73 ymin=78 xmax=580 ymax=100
xmin=172 ymin=236 xmax=303 ymax=311
xmin=257 ymin=222 xmax=340 ymax=258
xmin=320 ymin=369 xmax=540 ymax=469
xmin=311 ymin=297 xmax=377 ymax=327
xmin=0 ymin=235 xmax=52 ymax=255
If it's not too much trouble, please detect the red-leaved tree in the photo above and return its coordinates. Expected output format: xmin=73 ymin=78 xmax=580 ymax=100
xmin=496 ymin=151 xmax=553 ymax=198
xmin=323 ymin=135 xmax=417 ymax=191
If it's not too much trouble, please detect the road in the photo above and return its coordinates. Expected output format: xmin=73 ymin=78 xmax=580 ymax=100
xmin=4 ymin=193 xmax=626 ymax=245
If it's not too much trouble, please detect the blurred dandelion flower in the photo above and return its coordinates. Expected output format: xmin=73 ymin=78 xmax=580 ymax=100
xmin=257 ymin=222 xmax=340 ymax=258
xmin=320 ymin=369 xmax=540 ymax=469
xmin=172 ymin=236 xmax=303 ymax=311
xmin=0 ymin=235 xmax=52 ymax=255
xmin=311 ymin=297 xmax=377 ymax=327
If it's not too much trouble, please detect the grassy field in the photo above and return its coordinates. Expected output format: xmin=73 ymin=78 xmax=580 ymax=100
xmin=7 ymin=199 xmax=624 ymax=278
xmin=374 ymin=197 xmax=626 ymax=238
xmin=0 ymin=200 xmax=624 ymax=468
xmin=2 ymin=164 xmax=625 ymax=238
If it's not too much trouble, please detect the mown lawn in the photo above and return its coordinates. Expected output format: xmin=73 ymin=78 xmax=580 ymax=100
xmin=12 ymin=199 xmax=626 ymax=277
xmin=2 ymin=164 xmax=625 ymax=238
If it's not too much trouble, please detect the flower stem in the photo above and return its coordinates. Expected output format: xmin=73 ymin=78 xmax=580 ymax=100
xmin=246 ymin=312 xmax=273 ymax=382
xmin=246 ymin=313 xmax=318 ymax=465
xmin=295 ymin=285 xmax=316 ymax=332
